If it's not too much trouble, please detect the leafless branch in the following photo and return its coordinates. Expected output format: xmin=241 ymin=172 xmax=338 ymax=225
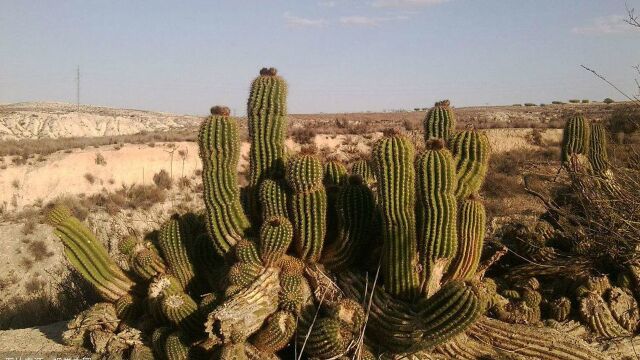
xmin=625 ymin=3 xmax=640 ymax=28
xmin=580 ymin=65 xmax=640 ymax=105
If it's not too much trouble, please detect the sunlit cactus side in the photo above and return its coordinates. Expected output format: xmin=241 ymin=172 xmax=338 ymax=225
xmin=161 ymin=292 xmax=203 ymax=337
xmin=258 ymin=179 xmax=289 ymax=220
xmin=198 ymin=106 xmax=251 ymax=256
xmin=158 ymin=216 xmax=197 ymax=291
xmin=373 ymin=131 xmax=420 ymax=300
xmin=416 ymin=139 xmax=458 ymax=290
xmin=446 ymin=194 xmax=486 ymax=281
xmin=321 ymin=175 xmax=376 ymax=270
xmin=259 ymin=217 xmax=294 ymax=266
xmin=588 ymin=122 xmax=608 ymax=174
xmin=350 ymin=159 xmax=377 ymax=187
xmin=561 ymin=115 xmax=590 ymax=164
xmin=450 ymin=129 xmax=490 ymax=200
xmin=424 ymin=100 xmax=456 ymax=142
xmin=323 ymin=160 xmax=348 ymax=187
xmin=234 ymin=238 xmax=262 ymax=265
xmin=164 ymin=330 xmax=191 ymax=360
xmin=118 ymin=237 xmax=166 ymax=281
xmin=247 ymin=67 xmax=288 ymax=224
xmin=286 ymin=153 xmax=327 ymax=262
xmin=47 ymin=205 xmax=134 ymax=302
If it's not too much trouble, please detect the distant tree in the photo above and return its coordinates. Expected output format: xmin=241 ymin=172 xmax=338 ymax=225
xmin=581 ymin=99 xmax=590 ymax=103
xmin=568 ymin=99 xmax=580 ymax=104
xmin=524 ymin=103 xmax=536 ymax=107
xmin=552 ymin=101 xmax=565 ymax=105
xmin=604 ymin=98 xmax=615 ymax=104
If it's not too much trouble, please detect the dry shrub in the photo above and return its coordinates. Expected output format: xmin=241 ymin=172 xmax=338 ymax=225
xmin=21 ymin=220 xmax=36 ymax=235
xmin=95 ymin=152 xmax=107 ymax=165
xmin=291 ymin=127 xmax=316 ymax=144
xmin=27 ymin=240 xmax=54 ymax=261
xmin=84 ymin=173 xmax=96 ymax=184
xmin=153 ymin=169 xmax=173 ymax=190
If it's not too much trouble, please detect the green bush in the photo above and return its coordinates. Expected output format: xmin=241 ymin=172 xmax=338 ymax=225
xmin=603 ymin=98 xmax=614 ymax=104
xmin=512 ymin=104 xmax=523 ymax=107
xmin=524 ymin=103 xmax=536 ymax=107
xmin=607 ymin=106 xmax=640 ymax=136
xmin=568 ymin=99 xmax=580 ymax=104
xmin=552 ymin=101 xmax=565 ymax=105
xmin=581 ymin=99 xmax=589 ymax=104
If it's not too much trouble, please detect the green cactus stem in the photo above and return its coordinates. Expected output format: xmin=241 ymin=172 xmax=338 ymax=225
xmin=321 ymin=175 xmax=375 ymax=270
xmin=561 ymin=115 xmax=590 ymax=164
xmin=258 ymin=179 xmax=289 ymax=220
xmin=278 ymin=272 xmax=311 ymax=315
xmin=161 ymin=292 xmax=204 ymax=337
xmin=247 ymin=67 xmax=288 ymax=224
xmin=286 ymin=153 xmax=327 ymax=262
xmin=424 ymin=100 xmax=456 ymax=142
xmin=372 ymin=131 xmax=420 ymax=300
xmin=259 ymin=216 xmax=294 ymax=266
xmin=350 ymin=159 xmax=377 ymax=187
xmin=450 ymin=129 xmax=490 ymax=200
xmin=227 ymin=261 xmax=264 ymax=290
xmin=198 ymin=105 xmax=251 ymax=256
xmin=158 ymin=216 xmax=197 ymax=291
xmin=304 ymin=317 xmax=353 ymax=358
xmin=251 ymin=310 xmax=296 ymax=353
xmin=47 ymin=205 xmax=134 ymax=302
xmin=416 ymin=139 xmax=458 ymax=292
xmin=588 ymin=122 xmax=608 ymax=174
xmin=234 ymin=239 xmax=262 ymax=266
xmin=446 ymin=194 xmax=486 ymax=281
xmin=323 ymin=160 xmax=348 ymax=187
xmin=548 ymin=297 xmax=571 ymax=322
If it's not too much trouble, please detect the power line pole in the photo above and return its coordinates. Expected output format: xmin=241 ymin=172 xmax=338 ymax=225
xmin=76 ymin=65 xmax=80 ymax=112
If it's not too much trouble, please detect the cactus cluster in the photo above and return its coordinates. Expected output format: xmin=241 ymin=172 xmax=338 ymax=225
xmin=48 ymin=72 xmax=511 ymax=359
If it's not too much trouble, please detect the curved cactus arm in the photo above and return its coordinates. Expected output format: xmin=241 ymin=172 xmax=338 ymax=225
xmin=450 ymin=130 xmax=490 ymax=200
xmin=198 ymin=106 xmax=251 ymax=256
xmin=258 ymin=179 xmax=289 ymax=220
xmin=48 ymin=205 xmax=134 ymax=302
xmin=445 ymin=195 xmax=486 ymax=282
xmin=416 ymin=141 xmax=458 ymax=293
xmin=259 ymin=216 xmax=294 ymax=266
xmin=373 ymin=132 xmax=421 ymax=300
xmin=247 ymin=67 xmax=288 ymax=224
xmin=286 ymin=154 xmax=327 ymax=262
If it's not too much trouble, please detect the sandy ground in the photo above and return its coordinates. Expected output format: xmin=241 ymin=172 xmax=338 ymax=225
xmin=0 ymin=321 xmax=86 ymax=357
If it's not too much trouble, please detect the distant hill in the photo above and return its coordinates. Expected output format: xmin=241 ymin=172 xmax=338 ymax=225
xmin=0 ymin=102 xmax=203 ymax=140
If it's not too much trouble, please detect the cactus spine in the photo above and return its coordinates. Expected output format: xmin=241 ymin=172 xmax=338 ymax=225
xmin=588 ymin=122 xmax=608 ymax=174
xmin=161 ymin=292 xmax=203 ymax=336
xmin=450 ymin=130 xmax=490 ymax=200
xmin=251 ymin=311 xmax=296 ymax=353
xmin=47 ymin=205 xmax=134 ymax=302
xmin=350 ymin=159 xmax=376 ymax=187
xmin=446 ymin=195 xmax=486 ymax=281
xmin=286 ymin=153 xmax=327 ymax=262
xmin=158 ymin=216 xmax=197 ymax=291
xmin=373 ymin=131 xmax=420 ymax=300
xmin=561 ymin=115 xmax=590 ymax=163
xmin=416 ymin=140 xmax=458 ymax=290
xmin=424 ymin=100 xmax=456 ymax=142
xmin=322 ymin=175 xmax=376 ymax=270
xmin=198 ymin=106 xmax=250 ymax=256
xmin=247 ymin=67 xmax=288 ymax=223
xmin=323 ymin=160 xmax=348 ymax=187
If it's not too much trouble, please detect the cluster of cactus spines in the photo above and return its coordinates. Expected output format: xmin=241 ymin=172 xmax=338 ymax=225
xmin=579 ymin=291 xmax=630 ymax=338
xmin=446 ymin=194 xmax=486 ymax=281
xmin=350 ymin=159 xmax=376 ymax=187
xmin=118 ymin=236 xmax=167 ymax=281
xmin=247 ymin=67 xmax=288 ymax=224
xmin=449 ymin=129 xmax=490 ymax=199
xmin=424 ymin=100 xmax=456 ymax=142
xmin=416 ymin=139 xmax=458 ymax=290
xmin=278 ymin=272 xmax=309 ymax=314
xmin=322 ymin=175 xmax=375 ymax=270
xmin=588 ymin=122 xmax=608 ymax=174
xmin=48 ymin=205 xmax=134 ymax=302
xmin=561 ymin=114 xmax=591 ymax=163
xmin=285 ymin=152 xmax=327 ymax=262
xmin=258 ymin=216 xmax=293 ymax=266
xmin=323 ymin=159 xmax=348 ymax=187
xmin=161 ymin=292 xmax=203 ymax=336
xmin=198 ymin=105 xmax=251 ymax=256
xmin=373 ymin=130 xmax=421 ymax=300
xmin=258 ymin=179 xmax=288 ymax=220
xmin=305 ymin=317 xmax=353 ymax=358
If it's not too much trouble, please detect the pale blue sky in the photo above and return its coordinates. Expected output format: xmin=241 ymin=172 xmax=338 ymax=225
xmin=1 ymin=0 xmax=639 ymax=115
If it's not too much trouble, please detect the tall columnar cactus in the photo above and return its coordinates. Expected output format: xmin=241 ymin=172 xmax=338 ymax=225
xmin=47 ymin=205 xmax=134 ymax=302
xmin=588 ymin=122 xmax=608 ymax=174
xmin=258 ymin=179 xmax=288 ymax=220
xmin=247 ymin=67 xmax=288 ymax=223
xmin=259 ymin=217 xmax=294 ymax=266
xmin=373 ymin=131 xmax=420 ymax=300
xmin=424 ymin=100 xmax=456 ymax=142
xmin=416 ymin=139 xmax=458 ymax=292
xmin=561 ymin=115 xmax=590 ymax=164
xmin=158 ymin=216 xmax=197 ymax=291
xmin=322 ymin=175 xmax=375 ymax=270
xmin=285 ymin=153 xmax=327 ymax=262
xmin=323 ymin=160 xmax=348 ymax=187
xmin=446 ymin=194 xmax=486 ymax=281
xmin=449 ymin=129 xmax=490 ymax=200
xmin=198 ymin=106 xmax=251 ymax=256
